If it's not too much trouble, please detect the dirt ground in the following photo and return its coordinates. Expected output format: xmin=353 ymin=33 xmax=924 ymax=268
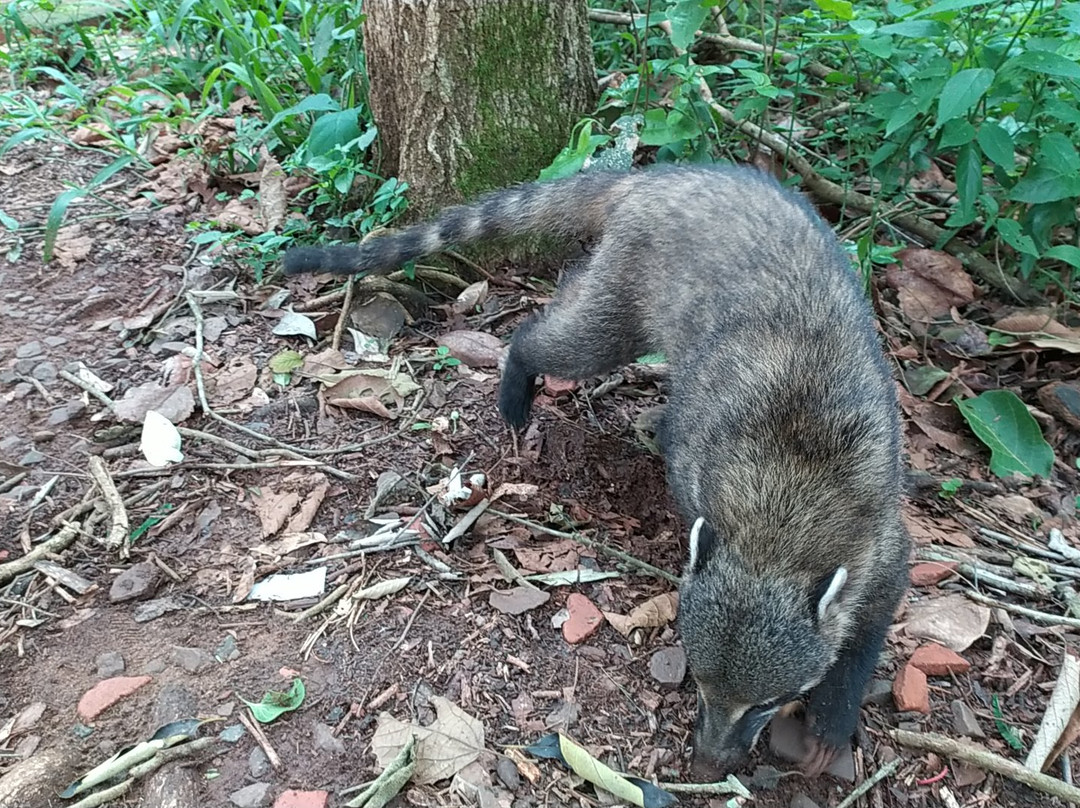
xmin=1 ymin=141 xmax=1079 ymax=808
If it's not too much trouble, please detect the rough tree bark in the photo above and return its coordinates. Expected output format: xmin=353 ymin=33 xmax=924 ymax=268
xmin=363 ymin=0 xmax=597 ymax=220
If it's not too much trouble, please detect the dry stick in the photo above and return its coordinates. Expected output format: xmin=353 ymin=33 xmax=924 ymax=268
xmin=0 ymin=471 xmax=28 ymax=493
xmin=642 ymin=16 xmax=1023 ymax=299
xmin=916 ymin=548 xmax=1050 ymax=599
xmin=184 ymin=293 xmax=357 ymax=482
xmin=331 ymin=276 xmax=356 ymax=352
xmin=658 ymin=776 xmax=752 ymax=798
xmin=58 ymin=368 xmax=115 ymax=410
xmin=589 ymin=8 xmax=835 ymax=80
xmin=964 ymin=590 xmax=1080 ymax=629
xmin=87 ymin=457 xmax=129 ymax=556
xmin=834 ymin=757 xmax=903 ymax=808
xmin=238 ymin=709 xmax=282 ymax=770
xmin=0 ymin=522 xmax=81 ymax=587
xmin=489 ymin=508 xmax=680 ymax=585
xmin=891 ymin=729 xmax=1080 ymax=803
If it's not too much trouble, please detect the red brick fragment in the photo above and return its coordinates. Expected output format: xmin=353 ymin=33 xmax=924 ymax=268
xmin=909 ymin=562 xmax=958 ymax=587
xmin=910 ymin=643 xmax=971 ymax=676
xmin=77 ymin=675 xmax=152 ymax=721
xmin=543 ymin=376 xmax=577 ymax=397
xmin=892 ymin=663 xmax=930 ymax=714
xmin=274 ymin=790 xmax=329 ymax=808
xmin=562 ymin=593 xmax=604 ymax=644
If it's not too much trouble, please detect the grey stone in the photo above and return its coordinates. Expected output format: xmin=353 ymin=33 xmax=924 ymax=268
xmin=219 ymin=724 xmax=246 ymax=743
xmin=648 ymin=646 xmax=687 ymax=686
xmin=215 ymin=634 xmax=240 ymax=662
xmin=790 ymin=795 xmax=822 ymax=808
xmin=10 ymin=383 xmax=32 ymax=400
xmin=171 ymin=646 xmax=215 ymax=674
xmin=31 ymin=362 xmax=58 ymax=383
xmin=495 ymin=756 xmax=521 ymax=791
xmin=133 ymin=596 xmax=184 ymax=623
xmin=248 ymin=746 xmax=271 ymax=778
xmin=312 ymin=722 xmax=345 ymax=754
xmin=43 ymin=336 xmax=67 ymax=348
xmin=13 ymin=358 xmax=36 ymax=374
xmin=18 ymin=450 xmax=45 ymax=465
xmin=143 ymin=658 xmax=167 ymax=674
xmin=229 ymin=782 xmax=271 ymax=808
xmin=95 ymin=651 xmax=125 ymax=678
xmin=47 ymin=401 xmax=85 ymax=426
xmin=951 ymin=699 xmax=986 ymax=738
xmin=862 ymin=678 xmax=894 ymax=706
xmin=109 ymin=562 xmax=162 ymax=603
xmin=15 ymin=341 xmax=43 ymax=359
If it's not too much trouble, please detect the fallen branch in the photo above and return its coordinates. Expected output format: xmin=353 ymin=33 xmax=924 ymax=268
xmin=331 ymin=276 xmax=356 ymax=352
xmin=835 ymin=757 xmax=903 ymax=808
xmin=0 ymin=521 xmax=81 ymax=587
xmin=87 ymin=457 xmax=129 ymax=556
xmin=891 ymin=729 xmax=1080 ymax=803
xmin=964 ymin=590 xmax=1080 ymax=629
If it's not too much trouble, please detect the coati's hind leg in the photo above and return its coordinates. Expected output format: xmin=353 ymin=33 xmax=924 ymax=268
xmin=498 ymin=248 xmax=646 ymax=428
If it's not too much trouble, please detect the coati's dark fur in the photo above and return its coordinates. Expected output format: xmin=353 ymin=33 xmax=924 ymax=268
xmin=282 ymin=165 xmax=911 ymax=778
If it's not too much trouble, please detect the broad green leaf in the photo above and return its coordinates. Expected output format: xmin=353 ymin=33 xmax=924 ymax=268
xmin=667 ymin=0 xmax=709 ymax=50
xmin=977 ymin=123 xmax=1015 ymax=168
xmin=1006 ymin=50 xmax=1080 ymax=80
xmin=268 ymin=349 xmax=304 ymax=374
xmin=956 ymin=390 xmax=1054 ymax=479
xmin=937 ymin=68 xmax=994 ymax=124
xmin=0 ymin=209 xmax=18 ymax=230
xmin=995 ymin=219 xmax=1040 ymax=258
xmin=909 ymin=0 xmax=996 ymax=17
xmin=877 ymin=20 xmax=947 ymax=37
xmin=814 ymin=0 xmax=853 ymax=20
xmin=992 ymin=695 xmax=1024 ymax=751
xmin=43 ymin=188 xmax=86 ymax=263
xmin=243 ymin=677 xmax=306 ymax=723
xmin=1039 ymin=132 xmax=1080 ymax=174
xmin=939 ymin=119 xmax=975 ymax=149
xmin=1044 ymin=244 xmax=1080 ymax=269
xmin=946 ymin=143 xmax=981 ymax=227
xmin=0 ymin=127 xmax=48 ymax=157
xmin=1009 ymin=168 xmax=1080 ymax=204
xmin=305 ymin=109 xmax=361 ymax=158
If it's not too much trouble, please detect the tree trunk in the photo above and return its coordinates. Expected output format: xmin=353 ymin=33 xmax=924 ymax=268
xmin=363 ymin=0 xmax=597 ymax=220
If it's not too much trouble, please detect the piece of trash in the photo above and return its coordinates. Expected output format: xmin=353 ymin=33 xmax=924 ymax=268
xmin=140 ymin=410 xmax=184 ymax=466
xmin=248 ymin=567 xmax=327 ymax=602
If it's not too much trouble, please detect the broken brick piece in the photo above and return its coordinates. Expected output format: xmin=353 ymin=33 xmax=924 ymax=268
xmin=77 ymin=675 xmax=152 ymax=721
xmin=274 ymin=790 xmax=329 ymax=808
xmin=543 ymin=376 xmax=577 ymax=397
xmin=910 ymin=643 xmax=971 ymax=676
xmin=892 ymin=663 xmax=930 ymax=714
xmin=562 ymin=593 xmax=604 ymax=644
xmin=909 ymin=562 xmax=957 ymax=587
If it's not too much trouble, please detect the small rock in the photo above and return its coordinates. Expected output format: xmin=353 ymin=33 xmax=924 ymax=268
xmin=312 ymin=722 xmax=345 ymax=754
xmin=648 ymin=647 xmax=687 ymax=686
xmin=274 ymin=790 xmax=329 ymax=808
xmin=249 ymin=746 xmax=271 ymax=778
xmin=109 ymin=562 xmax=162 ymax=603
xmin=435 ymin=330 xmax=505 ymax=368
xmin=18 ymin=450 xmax=45 ymax=466
xmin=892 ymin=663 xmax=930 ymax=714
xmin=951 ymin=700 xmax=986 ymax=738
xmin=10 ymin=382 xmax=32 ymax=400
xmin=219 ymin=724 xmax=246 ymax=743
xmin=230 ymin=782 xmax=271 ymax=808
xmin=909 ymin=562 xmax=957 ymax=587
xmin=562 ymin=594 xmax=604 ymax=644
xmin=47 ymin=401 xmax=85 ymax=426
xmin=909 ymin=643 xmax=971 ymax=676
xmin=862 ymin=678 xmax=894 ymax=706
xmin=495 ymin=756 xmax=521 ymax=790
xmin=31 ymin=430 xmax=55 ymax=442
xmin=13 ymin=358 xmax=36 ymax=374
xmin=133 ymin=596 xmax=184 ymax=622
xmin=31 ymin=362 xmax=58 ymax=383
xmin=43 ymin=336 xmax=67 ymax=348
xmin=1038 ymin=380 xmax=1080 ymax=431
xmin=95 ymin=651 xmax=125 ymax=678
xmin=143 ymin=658 xmax=168 ymax=674
xmin=77 ymin=675 xmax=152 ymax=721
xmin=790 ymin=794 xmax=822 ymax=808
xmin=171 ymin=646 xmax=215 ymax=674
xmin=15 ymin=341 xmax=43 ymax=359
xmin=216 ymin=634 xmax=241 ymax=662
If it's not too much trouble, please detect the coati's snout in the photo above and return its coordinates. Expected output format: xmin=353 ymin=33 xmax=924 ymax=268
xmin=688 ymin=690 xmax=775 ymax=780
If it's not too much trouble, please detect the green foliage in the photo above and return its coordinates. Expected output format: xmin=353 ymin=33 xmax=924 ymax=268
xmin=243 ymin=677 xmax=306 ymax=723
xmin=955 ymin=389 xmax=1055 ymax=479
xmin=431 ymin=346 xmax=461 ymax=372
xmin=938 ymin=478 xmax=962 ymax=498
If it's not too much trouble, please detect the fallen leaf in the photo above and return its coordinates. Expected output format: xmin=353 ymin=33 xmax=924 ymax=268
xmin=489 ymin=586 xmax=550 ymax=615
xmin=452 ymin=281 xmax=489 ymax=315
xmin=252 ymin=487 xmax=300 ymax=537
xmin=258 ymin=154 xmax=287 ymax=231
xmin=284 ymin=480 xmax=329 ymax=534
xmin=1026 ymin=652 xmax=1080 ymax=772
xmin=115 ymin=382 xmax=195 ymax=424
xmin=513 ymin=541 xmax=580 ymax=573
xmin=252 ymin=532 xmax=328 ymax=561
xmin=371 ymin=697 xmax=484 ymax=785
xmin=905 ymin=593 xmax=990 ymax=652
xmin=323 ymin=370 xmax=419 ymax=412
xmin=217 ymin=197 xmax=261 ymax=235
xmin=54 ymin=225 xmax=93 ymax=269
xmin=273 ymin=310 xmax=318 ymax=341
xmin=885 ymin=249 xmax=976 ymax=323
xmin=210 ymin=357 xmax=257 ymax=405
xmin=328 ymin=395 xmax=395 ymax=419
xmin=604 ymin=592 xmax=679 ymax=637
xmin=301 ymin=348 xmax=350 ymax=378
xmin=436 ymin=330 xmax=505 ymax=368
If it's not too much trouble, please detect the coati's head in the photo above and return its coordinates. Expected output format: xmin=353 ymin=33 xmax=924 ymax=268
xmin=677 ymin=518 xmax=851 ymax=779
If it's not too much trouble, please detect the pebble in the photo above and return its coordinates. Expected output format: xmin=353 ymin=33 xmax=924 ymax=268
xmin=496 ymin=756 xmax=521 ymax=790
xmin=133 ymin=596 xmax=184 ymax=622
xmin=312 ymin=722 xmax=346 ymax=754
xmin=892 ymin=663 xmax=930 ymax=714
xmin=10 ymin=382 xmax=32 ymax=400
xmin=862 ymin=678 xmax=894 ymax=706
xmin=47 ymin=401 xmax=85 ymax=426
xmin=15 ymin=341 xmax=43 ymax=359
xmin=219 ymin=724 xmax=246 ymax=743
xmin=13 ymin=358 xmax=36 ymax=374
xmin=31 ymin=362 xmax=58 ymax=383
xmin=171 ymin=646 xmax=215 ymax=674
xmin=109 ymin=561 xmax=162 ymax=603
xmin=95 ymin=651 xmax=125 ymax=678
xmin=561 ymin=593 xmax=604 ymax=644
xmin=215 ymin=634 xmax=240 ymax=662
xmin=77 ymin=675 xmax=152 ymax=721
xmin=648 ymin=647 xmax=687 ymax=686
xmin=43 ymin=336 xmax=67 ymax=348
xmin=19 ymin=450 xmax=45 ymax=465
xmin=951 ymin=699 xmax=986 ymax=738
xmin=230 ymin=782 xmax=271 ymax=808
xmin=249 ymin=746 xmax=271 ymax=778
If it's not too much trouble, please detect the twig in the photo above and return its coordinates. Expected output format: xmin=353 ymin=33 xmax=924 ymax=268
xmin=295 ymin=287 xmax=347 ymax=312
xmin=978 ymin=527 xmax=1074 ymax=565
xmin=238 ymin=709 xmax=282 ymax=769
xmin=58 ymin=368 xmax=115 ymax=410
xmin=964 ymin=590 xmax=1080 ymax=628
xmin=488 ymin=509 xmax=680 ymax=585
xmin=0 ymin=521 xmax=81 ymax=586
xmin=398 ymin=266 xmax=472 ymax=290
xmin=657 ymin=776 xmax=751 ymax=798
xmin=916 ymin=549 xmax=1049 ymax=599
xmin=0 ymin=471 xmax=28 ymax=493
xmin=290 ymin=581 xmax=352 ymax=623
xmin=834 ymin=757 xmax=903 ymax=808
xmin=87 ymin=457 xmax=129 ymax=556
xmin=891 ymin=729 xmax=1080 ymax=803
xmin=388 ymin=586 xmax=431 ymax=654
xmin=331 ymin=277 xmax=356 ymax=352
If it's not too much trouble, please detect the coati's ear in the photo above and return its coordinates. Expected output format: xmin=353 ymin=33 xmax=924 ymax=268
xmin=812 ymin=567 xmax=848 ymax=622
xmin=687 ymin=517 xmax=718 ymax=572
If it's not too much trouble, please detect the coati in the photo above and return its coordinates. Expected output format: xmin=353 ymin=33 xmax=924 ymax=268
xmin=282 ymin=164 xmax=911 ymax=778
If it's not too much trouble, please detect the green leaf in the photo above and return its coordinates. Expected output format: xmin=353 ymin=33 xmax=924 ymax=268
xmin=243 ymin=678 xmax=306 ymax=723
xmin=937 ymin=68 xmax=994 ymax=124
xmin=995 ymin=219 xmax=1040 ymax=258
xmin=1044 ymin=244 xmax=1080 ymax=269
xmin=268 ymin=349 xmax=304 ymax=374
xmin=305 ymin=109 xmax=361 ymax=159
xmin=977 ymin=123 xmax=1015 ymax=168
xmin=1007 ymin=50 xmax=1080 ymax=80
xmin=877 ymin=20 xmax=947 ymax=37
xmin=43 ymin=188 xmax=86 ymax=263
xmin=0 ymin=209 xmax=18 ymax=231
xmin=946 ymin=143 xmax=981 ymax=227
xmin=814 ymin=0 xmax=853 ymax=20
xmin=992 ymin=695 xmax=1024 ymax=751
xmin=909 ymin=0 xmax=997 ymax=17
xmin=956 ymin=390 xmax=1054 ymax=479
xmin=1009 ymin=168 xmax=1080 ymax=204
xmin=668 ymin=0 xmax=709 ymax=50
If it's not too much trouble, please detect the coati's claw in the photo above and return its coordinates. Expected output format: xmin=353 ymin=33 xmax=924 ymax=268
xmin=800 ymin=736 xmax=841 ymax=778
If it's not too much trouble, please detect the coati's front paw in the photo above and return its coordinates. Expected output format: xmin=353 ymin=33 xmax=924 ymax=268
xmin=800 ymin=735 xmax=841 ymax=777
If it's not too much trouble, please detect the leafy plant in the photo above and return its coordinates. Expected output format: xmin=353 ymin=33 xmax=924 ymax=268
xmin=956 ymin=389 xmax=1055 ymax=479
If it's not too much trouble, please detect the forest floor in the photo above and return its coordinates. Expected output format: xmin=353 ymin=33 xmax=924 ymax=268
xmin=1 ymin=131 xmax=1079 ymax=808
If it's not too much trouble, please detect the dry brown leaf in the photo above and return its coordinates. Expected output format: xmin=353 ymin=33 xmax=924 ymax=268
xmin=232 ymin=555 xmax=256 ymax=604
xmin=327 ymin=394 xmax=395 ymax=419
xmin=902 ymin=510 xmax=975 ymax=548
xmin=210 ymin=357 xmax=257 ymax=406
xmin=604 ymin=591 xmax=679 ymax=637
xmin=371 ymin=697 xmax=484 ymax=785
xmin=284 ymin=480 xmax=329 ymax=534
xmin=258 ymin=154 xmax=287 ymax=231
xmin=489 ymin=586 xmax=550 ymax=615
xmin=452 ymin=281 xmax=489 ymax=315
xmin=885 ymin=249 xmax=976 ymax=323
xmin=301 ymin=348 xmax=349 ymax=378
xmin=490 ymin=482 xmax=540 ymax=502
xmin=251 ymin=488 xmax=300 ymax=538
xmin=436 ymin=330 xmax=505 ymax=368
xmin=905 ymin=593 xmax=990 ymax=652
xmin=113 ymin=382 xmax=195 ymax=424
xmin=252 ymin=532 xmax=328 ymax=561
xmin=513 ymin=540 xmax=580 ymax=573
xmin=217 ymin=198 xmax=262 ymax=235
xmin=71 ymin=126 xmax=110 ymax=145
